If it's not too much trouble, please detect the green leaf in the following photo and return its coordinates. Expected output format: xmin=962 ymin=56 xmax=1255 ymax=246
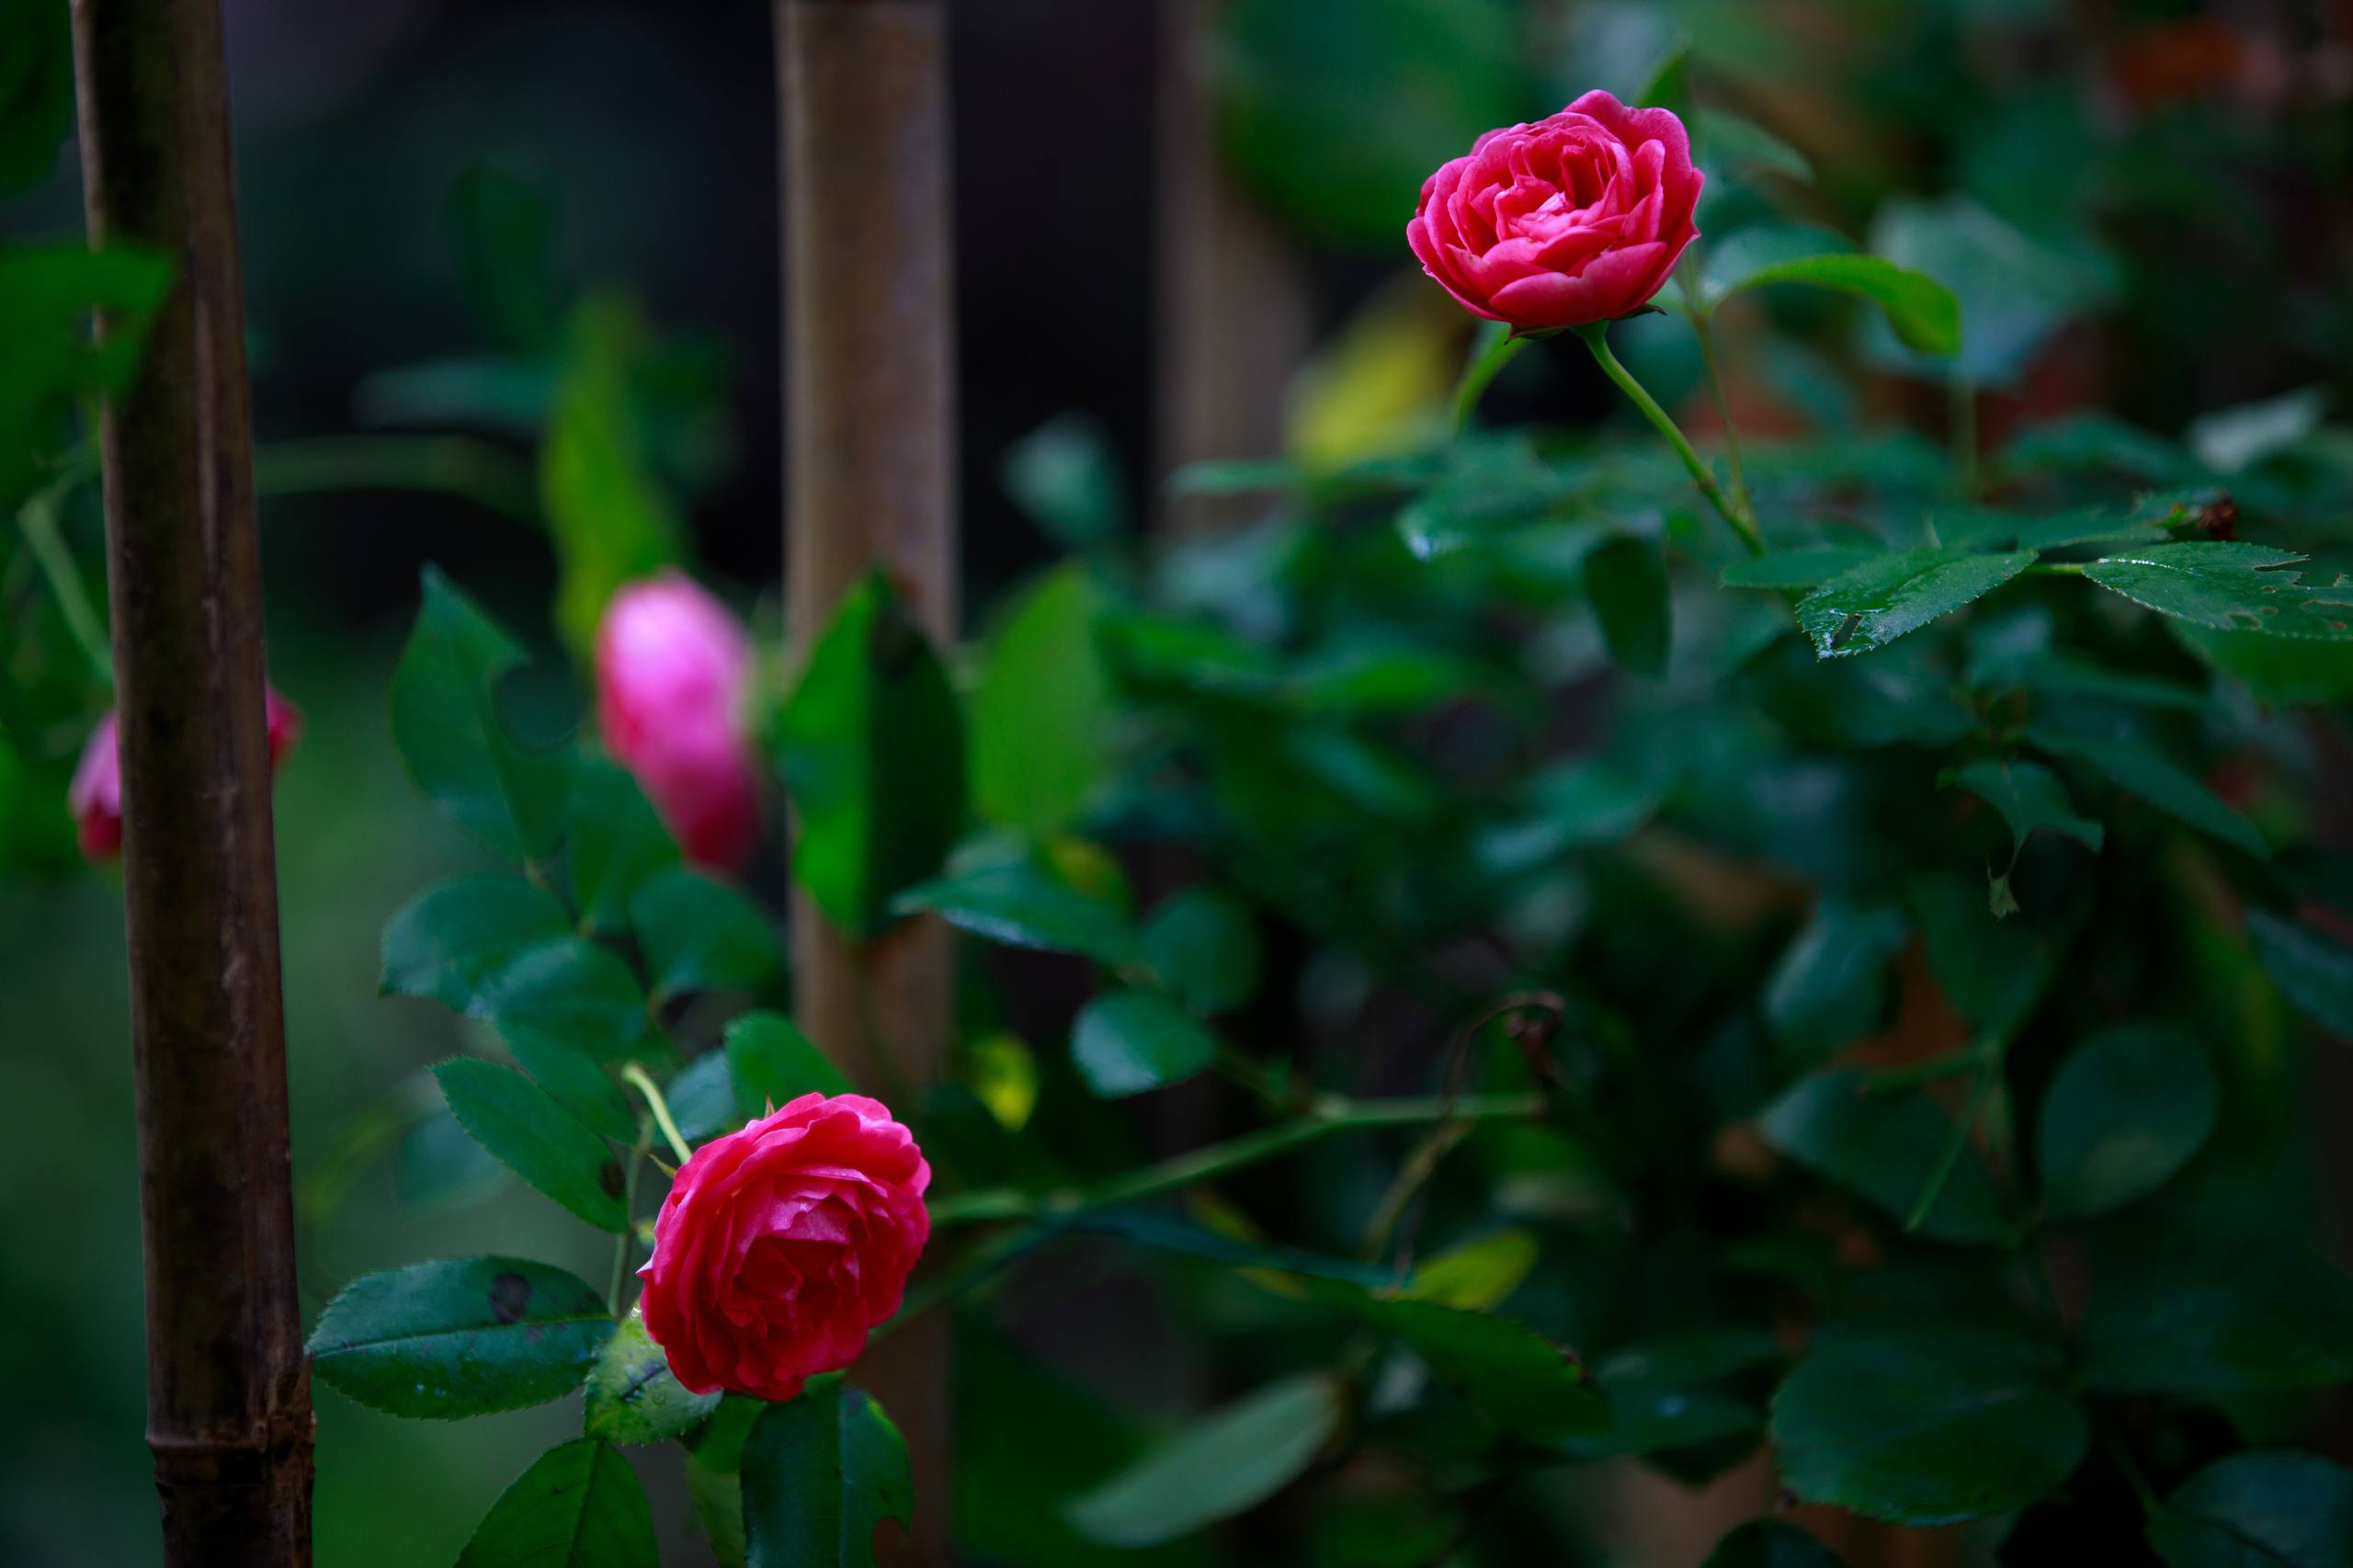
xmin=1954 ymin=758 xmax=2104 ymax=859
xmin=1324 ymin=1291 xmax=1607 ymax=1441
xmin=1865 ymin=195 xmax=2111 ymax=388
xmin=892 ymin=860 xmax=1140 ymax=966
xmin=667 ymin=1051 xmax=744 ymax=1144
xmin=1796 ymin=550 xmax=2036 ymax=659
xmin=688 ymin=1455 xmax=750 ymax=1568
xmin=630 ymin=867 xmax=779 ymax=1001
xmin=1002 ymin=414 xmax=1128 ymax=550
xmin=1141 ymin=889 xmax=1262 ymax=1016
xmin=434 ymin=1059 xmax=628 ymax=1233
xmin=2083 ymin=542 xmax=2353 ymax=642
xmin=539 ymin=297 xmax=687 ymax=658
xmin=969 ymin=564 xmax=1117 ymax=836
xmin=2171 ymin=621 xmax=2353 ymax=705
xmin=0 ymin=243 xmax=176 ymax=502
xmin=0 ymin=1 xmax=74 ymax=197
xmin=1696 ymin=108 xmax=1813 ymax=184
xmin=1771 ymin=1328 xmax=2085 ymax=1526
xmin=1404 ymin=1229 xmax=1539 ymax=1312
xmin=2082 ymin=1222 xmax=2353 ymax=1394
xmin=474 ymin=937 xmax=653 ymax=1060
xmin=1721 ymin=548 xmax=1882 ymax=590
xmin=743 ymin=1380 xmax=914 ymax=1568
xmin=569 ymin=759 xmax=678 ymax=939
xmin=584 ymin=1310 xmax=722 ymax=1446
xmin=381 ymin=876 xmax=574 ymax=1013
xmin=1762 ymin=902 xmax=1908 ymax=1069
xmin=307 ymin=1256 xmax=614 ymax=1419
xmin=1910 ymin=871 xmax=2063 ymax=1035
xmin=1701 ymin=223 xmax=1959 ymax=356
xmin=1586 ymin=533 xmax=1673 ymax=676
xmin=1472 ymin=757 xmax=1663 ymax=877
xmin=2247 ymin=909 xmax=2353 ymax=1038
xmin=504 ymin=1027 xmax=638 ymax=1142
xmin=1219 ymin=0 xmax=1534 ymax=248
xmin=1634 ymin=36 xmax=1693 ymax=122
xmin=458 ymin=1438 xmax=657 ymax=1568
xmin=1063 ymin=1374 xmax=1342 ymax=1548
xmin=774 ymin=570 xmax=966 ymax=936
xmin=726 ymin=1010 xmax=852 ymax=1109
xmin=1699 ymin=1519 xmax=1847 ymax=1568
xmin=2028 ymin=722 xmax=2268 ymax=859
xmin=2036 ymin=1026 xmax=2216 ymax=1220
xmin=2149 ymin=1450 xmax=2353 ymax=1568
xmin=446 ymin=161 xmax=567 ymax=356
xmin=2185 ymin=386 xmax=2328 ymax=475
xmin=390 ymin=567 xmax=575 ymax=859
xmin=1756 ymin=1071 xmax=2007 ymax=1244
xmin=1070 ymin=991 xmax=1220 ymax=1098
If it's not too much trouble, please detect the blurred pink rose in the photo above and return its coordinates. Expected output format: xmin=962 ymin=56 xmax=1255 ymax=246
xmin=1408 ymin=90 xmax=1702 ymax=334
xmin=639 ymin=1092 xmax=930 ymax=1401
xmin=596 ymin=574 xmax=762 ymax=870
xmin=70 ymin=686 xmax=302 ymax=861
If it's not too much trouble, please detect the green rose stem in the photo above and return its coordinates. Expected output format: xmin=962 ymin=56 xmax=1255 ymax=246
xmin=1450 ymin=321 xmax=1531 ymax=437
xmin=928 ymin=1092 xmax=1544 ymax=1227
xmin=15 ymin=475 xmax=115 ymax=683
xmin=1571 ymin=320 xmax=1765 ymax=558
xmin=608 ymin=1125 xmax=652 ymax=1314
xmin=621 ymin=1062 xmax=696 ymax=1166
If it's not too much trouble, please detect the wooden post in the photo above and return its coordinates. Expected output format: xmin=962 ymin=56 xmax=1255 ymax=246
xmin=68 ymin=1 xmax=313 ymax=1564
xmin=1154 ymin=0 xmax=1313 ymax=531
xmin=779 ymin=2 xmax=956 ymax=1562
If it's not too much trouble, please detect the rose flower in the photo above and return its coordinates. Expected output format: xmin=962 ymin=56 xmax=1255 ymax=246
xmin=638 ymin=1093 xmax=930 ymax=1402
xmin=1408 ymin=90 xmax=1702 ymax=334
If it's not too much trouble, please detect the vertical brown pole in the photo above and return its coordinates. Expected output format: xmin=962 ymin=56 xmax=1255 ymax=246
xmin=779 ymin=2 xmax=955 ymax=1562
xmin=68 ymin=1 xmax=313 ymax=1564
xmin=1154 ymin=0 xmax=1313 ymax=532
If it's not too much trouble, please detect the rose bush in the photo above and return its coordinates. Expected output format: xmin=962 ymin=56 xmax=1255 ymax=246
xmin=638 ymin=1093 xmax=931 ymax=1402
xmin=595 ymin=571 xmax=762 ymax=870
xmin=1407 ymin=89 xmax=1701 ymax=333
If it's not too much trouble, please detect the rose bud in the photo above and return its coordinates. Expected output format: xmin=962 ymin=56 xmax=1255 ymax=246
xmin=595 ymin=573 xmax=763 ymax=871
xmin=638 ymin=1093 xmax=930 ymax=1402
xmin=69 ymin=685 xmax=302 ymax=861
xmin=1408 ymin=90 xmax=1703 ymax=335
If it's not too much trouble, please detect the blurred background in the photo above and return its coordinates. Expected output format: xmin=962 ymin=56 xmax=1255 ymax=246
xmin=5 ymin=0 xmax=2352 ymax=1562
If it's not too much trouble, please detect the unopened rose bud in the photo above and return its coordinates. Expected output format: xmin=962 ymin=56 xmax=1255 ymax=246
xmin=69 ymin=685 xmax=302 ymax=862
xmin=595 ymin=574 xmax=763 ymax=870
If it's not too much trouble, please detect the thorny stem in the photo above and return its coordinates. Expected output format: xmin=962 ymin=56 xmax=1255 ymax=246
xmin=929 ymin=1093 xmax=1545 ymax=1227
xmin=608 ymin=1125 xmax=651 ymax=1314
xmin=621 ymin=1062 xmax=694 ymax=1165
xmin=1572 ymin=321 xmax=1764 ymax=556
xmin=17 ymin=475 xmax=114 ymax=683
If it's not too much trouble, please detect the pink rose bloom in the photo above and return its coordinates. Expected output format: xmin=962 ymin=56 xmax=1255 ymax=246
xmin=639 ymin=1093 xmax=930 ymax=1402
xmin=1408 ymin=90 xmax=1702 ymax=334
xmin=70 ymin=686 xmax=301 ymax=861
xmin=595 ymin=574 xmax=762 ymax=870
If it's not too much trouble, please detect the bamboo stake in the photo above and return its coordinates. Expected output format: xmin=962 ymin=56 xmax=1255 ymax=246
xmin=67 ymin=1 xmax=313 ymax=1563
xmin=779 ymin=2 xmax=956 ymax=1561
